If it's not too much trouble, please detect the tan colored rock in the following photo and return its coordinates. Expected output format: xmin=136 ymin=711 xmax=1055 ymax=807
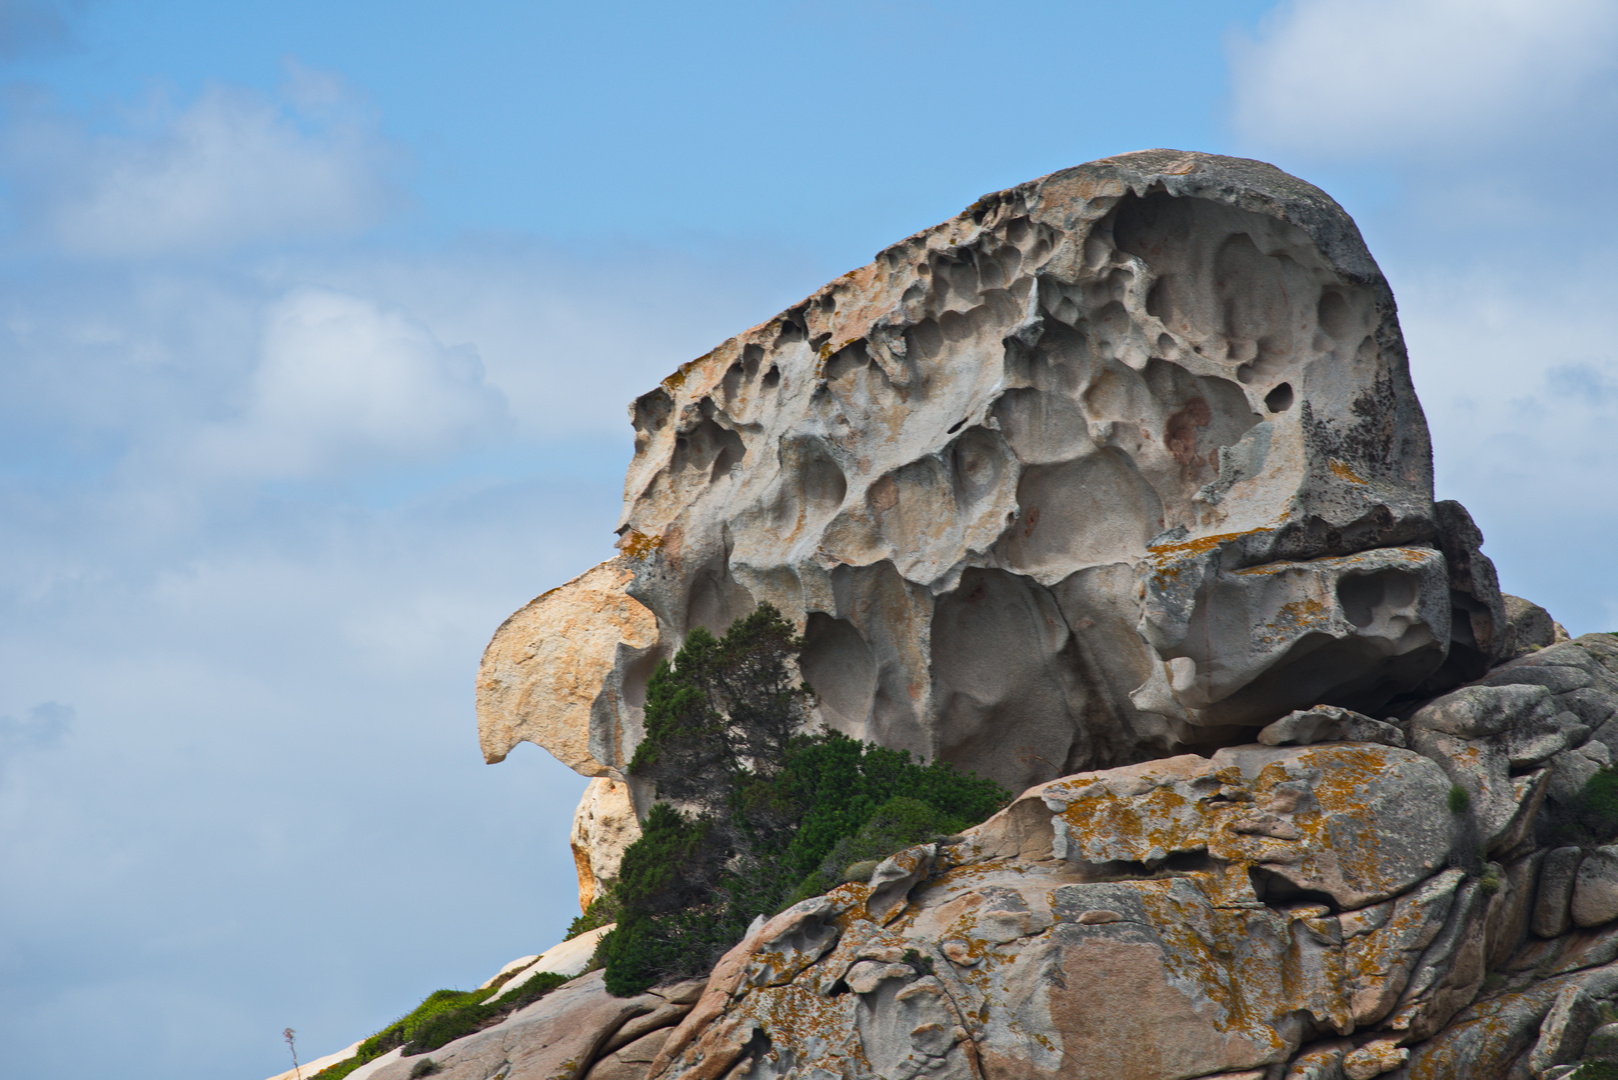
xmin=1341 ymin=1038 xmax=1407 ymax=1079
xmin=477 ymin=557 xmax=659 ymax=773
xmin=1029 ymin=742 xmax=1453 ymax=909
xmin=498 ymin=925 xmax=614 ymax=996
xmin=571 ymin=777 xmax=641 ymax=911
xmin=484 ymin=150 xmax=1479 ymax=795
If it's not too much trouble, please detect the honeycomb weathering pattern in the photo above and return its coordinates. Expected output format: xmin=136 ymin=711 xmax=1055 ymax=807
xmin=479 ymin=149 xmax=1467 ymax=796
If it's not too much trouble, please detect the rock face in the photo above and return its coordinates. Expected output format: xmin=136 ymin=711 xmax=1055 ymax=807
xmin=393 ymin=635 xmax=1618 ymax=1080
xmin=618 ymin=639 xmax=1618 ymax=1080
xmin=430 ymin=153 xmax=1618 ymax=1080
xmin=479 ymin=149 xmax=1510 ymax=804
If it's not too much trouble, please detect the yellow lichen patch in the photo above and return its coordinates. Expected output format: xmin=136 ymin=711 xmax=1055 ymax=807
xmin=659 ymin=350 xmax=715 ymax=394
xmin=1273 ymin=596 xmax=1328 ymax=626
xmin=1057 ymin=783 xmax=1204 ymax=864
xmin=618 ymin=530 xmax=665 ymax=561
xmin=1328 ymin=459 xmax=1368 ymax=484
xmin=1144 ymin=524 xmax=1278 ymax=567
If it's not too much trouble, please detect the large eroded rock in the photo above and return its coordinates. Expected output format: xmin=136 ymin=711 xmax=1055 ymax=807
xmin=479 ymin=150 xmax=1500 ymax=798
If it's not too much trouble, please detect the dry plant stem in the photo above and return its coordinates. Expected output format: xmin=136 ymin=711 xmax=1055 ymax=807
xmin=283 ymin=1027 xmax=301 ymax=1080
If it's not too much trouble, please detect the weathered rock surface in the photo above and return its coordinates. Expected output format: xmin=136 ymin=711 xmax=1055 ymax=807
xmin=435 ymin=152 xmax=1618 ymax=1080
xmin=445 ymin=635 xmax=1612 ymax=1080
xmin=571 ymin=777 xmax=641 ymax=911
xmin=478 ymin=557 xmax=658 ymax=774
xmin=643 ymin=743 xmax=1462 ymax=1080
xmin=478 ymin=150 xmax=1520 ymax=800
xmin=1258 ymin=704 xmax=1406 ymax=748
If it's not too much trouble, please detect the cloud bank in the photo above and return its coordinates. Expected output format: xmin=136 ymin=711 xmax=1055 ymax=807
xmin=1230 ymin=0 xmax=1618 ymax=160
xmin=0 ymin=63 xmax=403 ymax=258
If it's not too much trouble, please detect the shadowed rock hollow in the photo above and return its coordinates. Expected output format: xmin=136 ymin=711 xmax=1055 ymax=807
xmin=479 ymin=149 xmax=1502 ymax=805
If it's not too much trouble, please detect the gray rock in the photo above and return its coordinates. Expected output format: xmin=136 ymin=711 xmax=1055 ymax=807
xmin=1585 ymin=1022 xmax=1618 ymax=1061
xmin=1410 ymin=684 xmax=1557 ymax=739
xmin=1257 ymin=705 xmax=1406 ymax=748
xmin=1548 ymin=744 xmax=1607 ymax=805
xmin=1529 ymin=980 xmax=1607 ymax=1073
xmin=1496 ymin=595 xmax=1561 ymax=662
xmin=1574 ymin=847 xmax=1618 ymax=929
xmin=479 ymin=149 xmax=1466 ymax=798
xmin=1536 ymin=847 xmax=1583 ymax=939
xmin=1424 ymin=499 xmax=1508 ymax=687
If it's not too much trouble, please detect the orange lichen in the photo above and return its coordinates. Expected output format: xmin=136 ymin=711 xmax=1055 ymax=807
xmin=1328 ymin=459 xmax=1368 ymax=484
xmin=618 ymin=530 xmax=665 ymax=561
xmin=660 ymin=351 xmax=714 ymax=394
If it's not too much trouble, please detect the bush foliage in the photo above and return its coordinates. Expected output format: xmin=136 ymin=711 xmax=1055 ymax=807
xmin=597 ymin=603 xmax=1009 ymax=997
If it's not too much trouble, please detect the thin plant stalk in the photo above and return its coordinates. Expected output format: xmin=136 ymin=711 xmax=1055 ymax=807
xmin=283 ymin=1027 xmax=302 ymax=1080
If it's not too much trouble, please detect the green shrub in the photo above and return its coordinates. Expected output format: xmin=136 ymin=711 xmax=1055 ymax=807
xmin=780 ymin=795 xmax=967 ymax=909
xmin=1576 ymin=1063 xmax=1618 ymax=1079
xmin=598 ymin=604 xmax=1010 ymax=997
xmin=566 ymin=894 xmax=620 ymax=940
xmin=1448 ymin=784 xmax=1471 ymax=814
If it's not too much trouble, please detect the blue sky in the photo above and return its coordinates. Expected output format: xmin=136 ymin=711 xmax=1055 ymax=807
xmin=1 ymin=2 xmax=1615 ymax=1079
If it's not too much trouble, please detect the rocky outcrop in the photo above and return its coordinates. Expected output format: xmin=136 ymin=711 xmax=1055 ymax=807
xmin=477 ymin=149 xmax=1527 ymax=803
xmin=342 ymin=639 xmax=1618 ymax=1080
xmin=612 ymin=635 xmax=1615 ymax=1080
xmin=427 ymin=153 xmax=1618 ymax=1080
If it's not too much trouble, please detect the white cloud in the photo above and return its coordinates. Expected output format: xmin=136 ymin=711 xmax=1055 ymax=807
xmin=1229 ymin=0 xmax=1618 ymax=159
xmin=1393 ymin=257 xmax=1618 ymax=632
xmin=0 ymin=63 xmax=402 ymax=258
xmin=194 ymin=287 xmax=511 ymax=478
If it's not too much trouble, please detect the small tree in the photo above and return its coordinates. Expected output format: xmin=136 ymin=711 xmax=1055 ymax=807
xmin=598 ymin=603 xmax=1009 ymax=997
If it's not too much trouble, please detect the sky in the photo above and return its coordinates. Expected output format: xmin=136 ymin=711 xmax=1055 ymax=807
xmin=1 ymin=1 xmax=1615 ymax=1078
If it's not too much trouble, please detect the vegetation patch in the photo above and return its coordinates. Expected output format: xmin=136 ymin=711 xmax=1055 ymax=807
xmin=595 ymin=603 xmax=1009 ymax=997
xmin=306 ymin=969 xmax=569 ymax=1078
xmin=566 ymin=894 xmax=620 ymax=941
xmin=1541 ymin=767 xmax=1618 ymax=847
xmin=1447 ymin=783 xmax=1471 ymax=814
